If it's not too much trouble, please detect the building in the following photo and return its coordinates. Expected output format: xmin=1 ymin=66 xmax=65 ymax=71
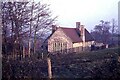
xmin=48 ymin=22 xmax=95 ymax=53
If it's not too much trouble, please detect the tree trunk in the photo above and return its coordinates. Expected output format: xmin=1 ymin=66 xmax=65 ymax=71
xmin=33 ymin=30 xmax=37 ymax=54
xmin=28 ymin=2 xmax=34 ymax=57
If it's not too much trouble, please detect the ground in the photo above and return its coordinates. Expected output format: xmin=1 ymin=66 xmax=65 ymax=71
xmin=2 ymin=47 xmax=120 ymax=79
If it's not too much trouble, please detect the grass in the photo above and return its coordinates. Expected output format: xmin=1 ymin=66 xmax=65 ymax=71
xmin=50 ymin=47 xmax=120 ymax=78
xmin=2 ymin=47 xmax=120 ymax=79
xmin=51 ymin=47 xmax=120 ymax=61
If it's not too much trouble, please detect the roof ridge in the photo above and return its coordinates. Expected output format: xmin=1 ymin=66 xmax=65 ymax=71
xmin=59 ymin=27 xmax=76 ymax=29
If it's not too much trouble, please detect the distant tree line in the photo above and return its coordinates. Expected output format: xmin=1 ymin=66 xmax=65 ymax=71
xmin=91 ymin=19 xmax=119 ymax=47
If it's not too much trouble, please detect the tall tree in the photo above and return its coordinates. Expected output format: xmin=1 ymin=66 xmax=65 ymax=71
xmin=1 ymin=1 xmax=56 ymax=57
xmin=91 ymin=20 xmax=111 ymax=44
xmin=1 ymin=2 xmax=31 ymax=57
xmin=27 ymin=1 xmax=57 ymax=55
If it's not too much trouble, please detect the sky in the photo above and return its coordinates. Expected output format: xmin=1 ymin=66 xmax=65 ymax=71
xmin=38 ymin=0 xmax=119 ymax=32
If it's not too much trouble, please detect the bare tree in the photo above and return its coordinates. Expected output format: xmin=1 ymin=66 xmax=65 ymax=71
xmin=27 ymin=1 xmax=57 ymax=55
xmin=1 ymin=2 xmax=31 ymax=58
xmin=1 ymin=1 xmax=56 ymax=57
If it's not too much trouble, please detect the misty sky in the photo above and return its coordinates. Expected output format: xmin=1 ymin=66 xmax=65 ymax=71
xmin=39 ymin=0 xmax=119 ymax=32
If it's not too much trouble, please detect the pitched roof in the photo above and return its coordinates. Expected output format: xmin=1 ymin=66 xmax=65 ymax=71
xmin=60 ymin=27 xmax=82 ymax=42
xmin=60 ymin=27 xmax=94 ymax=43
xmin=84 ymin=29 xmax=94 ymax=42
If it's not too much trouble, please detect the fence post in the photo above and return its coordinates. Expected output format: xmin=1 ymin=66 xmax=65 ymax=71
xmin=106 ymin=44 xmax=108 ymax=48
xmin=42 ymin=52 xmax=43 ymax=59
xmin=47 ymin=57 xmax=52 ymax=79
xmin=23 ymin=46 xmax=25 ymax=58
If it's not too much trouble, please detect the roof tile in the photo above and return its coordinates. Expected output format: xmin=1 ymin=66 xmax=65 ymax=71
xmin=60 ymin=27 xmax=94 ymax=43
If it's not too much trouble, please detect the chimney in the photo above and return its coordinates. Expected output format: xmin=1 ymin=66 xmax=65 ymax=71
xmin=80 ymin=25 xmax=85 ymax=47
xmin=76 ymin=22 xmax=81 ymax=28
xmin=52 ymin=25 xmax=57 ymax=33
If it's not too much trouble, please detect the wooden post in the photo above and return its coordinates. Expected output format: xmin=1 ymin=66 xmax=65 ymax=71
xmin=118 ymin=56 xmax=120 ymax=62
xmin=106 ymin=44 xmax=108 ymax=48
xmin=23 ymin=46 xmax=25 ymax=58
xmin=47 ymin=57 xmax=52 ymax=79
xmin=28 ymin=41 xmax=31 ymax=57
xmin=42 ymin=52 xmax=43 ymax=59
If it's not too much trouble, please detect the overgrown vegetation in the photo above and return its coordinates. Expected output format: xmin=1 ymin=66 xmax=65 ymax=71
xmin=50 ymin=47 xmax=120 ymax=78
xmin=2 ymin=47 xmax=120 ymax=79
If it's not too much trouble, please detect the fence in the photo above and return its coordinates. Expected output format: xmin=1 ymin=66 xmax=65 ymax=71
xmin=50 ymin=46 xmax=91 ymax=54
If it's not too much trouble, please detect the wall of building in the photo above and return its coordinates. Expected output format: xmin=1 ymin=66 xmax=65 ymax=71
xmin=73 ymin=42 xmax=82 ymax=48
xmin=48 ymin=28 xmax=73 ymax=53
xmin=73 ymin=42 xmax=82 ymax=52
xmin=72 ymin=41 xmax=94 ymax=52
xmin=48 ymin=28 xmax=95 ymax=53
xmin=85 ymin=41 xmax=95 ymax=47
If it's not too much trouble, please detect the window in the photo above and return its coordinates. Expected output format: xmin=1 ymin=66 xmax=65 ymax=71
xmin=53 ymin=43 xmax=56 ymax=52
xmin=53 ymin=42 xmax=67 ymax=53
